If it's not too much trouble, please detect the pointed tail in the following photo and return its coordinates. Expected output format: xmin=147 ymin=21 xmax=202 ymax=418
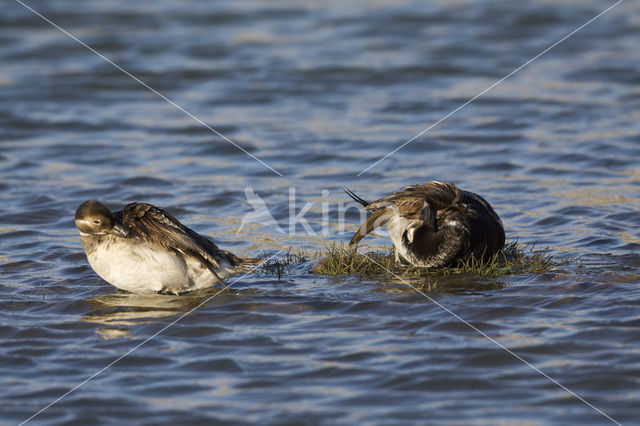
xmin=344 ymin=187 xmax=370 ymax=207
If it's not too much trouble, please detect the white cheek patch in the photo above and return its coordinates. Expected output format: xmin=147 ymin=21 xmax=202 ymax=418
xmin=406 ymin=226 xmax=417 ymax=243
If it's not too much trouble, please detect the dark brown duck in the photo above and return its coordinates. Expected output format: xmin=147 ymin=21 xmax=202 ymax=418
xmin=346 ymin=181 xmax=505 ymax=268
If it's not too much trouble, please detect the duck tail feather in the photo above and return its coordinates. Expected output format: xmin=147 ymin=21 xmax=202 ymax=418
xmin=344 ymin=187 xmax=370 ymax=207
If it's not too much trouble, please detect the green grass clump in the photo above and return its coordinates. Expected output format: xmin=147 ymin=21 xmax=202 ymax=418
xmin=311 ymin=243 xmax=402 ymax=276
xmin=311 ymin=241 xmax=569 ymax=278
xmin=258 ymin=241 xmax=570 ymax=292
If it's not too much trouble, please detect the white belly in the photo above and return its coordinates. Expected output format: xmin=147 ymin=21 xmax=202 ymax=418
xmin=83 ymin=236 xmax=227 ymax=294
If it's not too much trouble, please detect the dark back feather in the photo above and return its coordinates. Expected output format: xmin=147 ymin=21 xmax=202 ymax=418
xmin=371 ymin=181 xmax=461 ymax=213
xmin=116 ymin=203 xmax=239 ymax=278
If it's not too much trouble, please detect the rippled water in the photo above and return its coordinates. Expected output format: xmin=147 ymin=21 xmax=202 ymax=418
xmin=2 ymin=0 xmax=639 ymax=424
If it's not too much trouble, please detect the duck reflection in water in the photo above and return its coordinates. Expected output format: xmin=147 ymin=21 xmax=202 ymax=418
xmin=82 ymin=287 xmax=229 ymax=328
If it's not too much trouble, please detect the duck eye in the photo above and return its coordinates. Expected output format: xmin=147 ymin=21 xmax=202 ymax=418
xmin=93 ymin=220 xmax=102 ymax=225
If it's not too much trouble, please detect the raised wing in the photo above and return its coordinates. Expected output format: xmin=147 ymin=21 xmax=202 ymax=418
xmin=348 ymin=181 xmax=461 ymax=245
xmin=349 ymin=206 xmax=395 ymax=245
xmin=117 ymin=203 xmax=228 ymax=288
xmin=374 ymin=181 xmax=461 ymax=212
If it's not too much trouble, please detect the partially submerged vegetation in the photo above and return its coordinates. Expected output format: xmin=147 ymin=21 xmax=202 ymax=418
xmin=260 ymin=249 xmax=311 ymax=279
xmin=312 ymin=241 xmax=569 ymax=278
xmin=261 ymin=241 xmax=570 ymax=280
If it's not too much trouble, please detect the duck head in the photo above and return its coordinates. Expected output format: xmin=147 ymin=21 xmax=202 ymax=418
xmin=75 ymin=200 xmax=127 ymax=236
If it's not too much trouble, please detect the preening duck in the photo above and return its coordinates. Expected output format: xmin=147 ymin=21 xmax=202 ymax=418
xmin=75 ymin=200 xmax=258 ymax=295
xmin=346 ymin=181 xmax=505 ymax=268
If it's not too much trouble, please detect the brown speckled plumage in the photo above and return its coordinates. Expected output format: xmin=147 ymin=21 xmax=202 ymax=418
xmin=75 ymin=200 xmax=257 ymax=294
xmin=346 ymin=181 xmax=505 ymax=268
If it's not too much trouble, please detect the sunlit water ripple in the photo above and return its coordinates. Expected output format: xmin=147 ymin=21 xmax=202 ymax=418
xmin=1 ymin=1 xmax=639 ymax=424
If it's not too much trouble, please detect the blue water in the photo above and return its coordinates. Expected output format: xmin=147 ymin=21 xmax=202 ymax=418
xmin=1 ymin=0 xmax=639 ymax=424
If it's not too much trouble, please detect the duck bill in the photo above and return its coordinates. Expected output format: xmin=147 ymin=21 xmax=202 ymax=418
xmin=109 ymin=224 xmax=129 ymax=237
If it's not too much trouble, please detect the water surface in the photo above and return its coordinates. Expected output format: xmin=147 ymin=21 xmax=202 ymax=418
xmin=1 ymin=0 xmax=639 ymax=424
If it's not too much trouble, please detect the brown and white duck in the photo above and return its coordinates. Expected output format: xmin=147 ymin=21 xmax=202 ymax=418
xmin=75 ymin=200 xmax=258 ymax=295
xmin=346 ymin=181 xmax=505 ymax=268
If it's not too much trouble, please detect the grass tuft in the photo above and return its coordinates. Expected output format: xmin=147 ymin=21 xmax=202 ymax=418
xmin=261 ymin=249 xmax=310 ymax=279
xmin=259 ymin=241 xmax=571 ymax=292
xmin=310 ymin=241 xmax=569 ymax=278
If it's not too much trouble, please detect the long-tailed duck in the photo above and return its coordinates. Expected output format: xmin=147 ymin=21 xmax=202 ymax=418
xmin=346 ymin=181 xmax=505 ymax=268
xmin=75 ymin=200 xmax=257 ymax=295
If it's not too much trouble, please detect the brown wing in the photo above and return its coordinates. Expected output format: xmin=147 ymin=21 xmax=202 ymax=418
xmin=349 ymin=206 xmax=394 ymax=245
xmin=117 ymin=203 xmax=229 ymax=286
xmin=349 ymin=181 xmax=461 ymax=245
xmin=371 ymin=181 xmax=461 ymax=213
